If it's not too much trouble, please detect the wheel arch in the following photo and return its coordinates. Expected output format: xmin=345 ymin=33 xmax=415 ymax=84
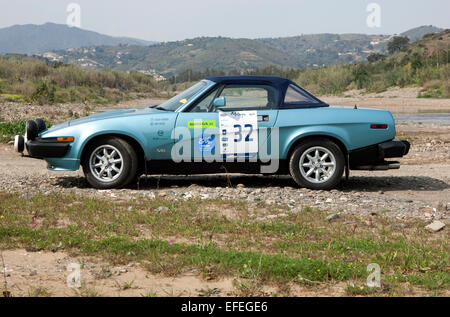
xmin=286 ymin=134 xmax=348 ymax=161
xmin=80 ymin=133 xmax=146 ymax=174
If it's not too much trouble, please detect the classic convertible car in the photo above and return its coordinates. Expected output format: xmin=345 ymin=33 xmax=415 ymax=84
xmin=14 ymin=76 xmax=410 ymax=190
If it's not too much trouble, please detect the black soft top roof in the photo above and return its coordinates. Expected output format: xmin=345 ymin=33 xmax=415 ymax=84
xmin=205 ymin=75 xmax=328 ymax=108
xmin=206 ymin=75 xmax=292 ymax=86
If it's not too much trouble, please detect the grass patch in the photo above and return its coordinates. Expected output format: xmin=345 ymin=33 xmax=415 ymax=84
xmin=0 ymin=120 xmax=52 ymax=142
xmin=0 ymin=191 xmax=448 ymax=295
xmin=0 ymin=55 xmax=158 ymax=105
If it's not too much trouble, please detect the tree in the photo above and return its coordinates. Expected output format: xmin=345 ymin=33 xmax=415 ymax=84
xmin=387 ymin=36 xmax=410 ymax=55
xmin=367 ymin=53 xmax=387 ymax=63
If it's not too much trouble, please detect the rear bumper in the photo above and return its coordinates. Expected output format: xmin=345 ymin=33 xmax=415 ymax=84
xmin=378 ymin=140 xmax=410 ymax=159
xmin=26 ymin=139 xmax=71 ymax=158
xmin=349 ymin=140 xmax=410 ymax=170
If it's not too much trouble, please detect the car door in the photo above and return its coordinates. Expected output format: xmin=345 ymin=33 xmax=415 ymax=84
xmin=211 ymin=84 xmax=279 ymax=163
xmin=173 ymin=85 xmax=221 ymax=163
xmin=174 ymin=83 xmax=279 ymax=163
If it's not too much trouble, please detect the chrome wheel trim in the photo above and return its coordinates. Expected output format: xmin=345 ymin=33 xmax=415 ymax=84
xmin=299 ymin=146 xmax=336 ymax=184
xmin=89 ymin=145 xmax=124 ymax=183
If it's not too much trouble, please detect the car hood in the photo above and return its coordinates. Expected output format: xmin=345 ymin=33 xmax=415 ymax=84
xmin=43 ymin=107 xmax=165 ymax=134
xmin=67 ymin=107 xmax=166 ymax=126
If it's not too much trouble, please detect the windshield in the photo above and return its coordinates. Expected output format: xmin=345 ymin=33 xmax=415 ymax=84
xmin=157 ymin=80 xmax=210 ymax=111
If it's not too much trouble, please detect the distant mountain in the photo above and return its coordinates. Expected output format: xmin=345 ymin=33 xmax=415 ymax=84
xmin=50 ymin=33 xmax=391 ymax=76
xmin=400 ymin=25 xmax=443 ymax=42
xmin=0 ymin=23 xmax=156 ymax=55
xmin=3 ymin=23 xmax=444 ymax=78
xmin=258 ymin=33 xmax=389 ymax=67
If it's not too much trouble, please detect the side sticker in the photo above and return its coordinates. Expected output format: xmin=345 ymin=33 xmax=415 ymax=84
xmin=188 ymin=120 xmax=217 ymax=129
xmin=195 ymin=134 xmax=216 ymax=154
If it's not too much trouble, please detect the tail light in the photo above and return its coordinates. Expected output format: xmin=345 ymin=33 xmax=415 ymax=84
xmin=370 ymin=124 xmax=388 ymax=129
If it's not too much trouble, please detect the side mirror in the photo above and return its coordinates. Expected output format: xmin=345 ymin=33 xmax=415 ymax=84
xmin=213 ymin=97 xmax=226 ymax=108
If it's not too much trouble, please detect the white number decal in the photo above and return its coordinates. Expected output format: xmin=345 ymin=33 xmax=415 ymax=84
xmin=219 ymin=111 xmax=258 ymax=155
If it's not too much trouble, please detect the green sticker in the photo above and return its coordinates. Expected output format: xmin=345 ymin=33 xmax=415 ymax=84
xmin=188 ymin=120 xmax=216 ymax=129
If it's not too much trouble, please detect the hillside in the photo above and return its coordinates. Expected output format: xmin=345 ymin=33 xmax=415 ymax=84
xmin=50 ymin=37 xmax=302 ymax=75
xmin=294 ymin=29 xmax=450 ymax=98
xmin=48 ymin=33 xmax=392 ymax=77
xmin=258 ymin=33 xmax=389 ymax=66
xmin=0 ymin=23 xmax=442 ymax=78
xmin=45 ymin=26 xmax=443 ymax=77
xmin=0 ymin=55 xmax=157 ymax=105
xmin=400 ymin=25 xmax=444 ymax=42
xmin=0 ymin=23 xmax=156 ymax=55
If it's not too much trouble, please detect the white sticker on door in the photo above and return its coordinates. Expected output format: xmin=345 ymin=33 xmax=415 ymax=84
xmin=219 ymin=111 xmax=258 ymax=155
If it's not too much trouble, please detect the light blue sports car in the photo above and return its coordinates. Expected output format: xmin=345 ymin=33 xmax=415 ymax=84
xmin=14 ymin=76 xmax=410 ymax=190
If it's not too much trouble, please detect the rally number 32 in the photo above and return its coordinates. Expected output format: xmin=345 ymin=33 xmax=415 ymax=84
xmin=234 ymin=124 xmax=253 ymax=142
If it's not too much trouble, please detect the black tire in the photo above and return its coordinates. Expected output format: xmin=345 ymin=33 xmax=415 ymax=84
xmin=26 ymin=120 xmax=38 ymax=141
xmin=289 ymin=137 xmax=345 ymax=190
xmin=82 ymin=136 xmax=138 ymax=189
xmin=35 ymin=118 xmax=47 ymax=132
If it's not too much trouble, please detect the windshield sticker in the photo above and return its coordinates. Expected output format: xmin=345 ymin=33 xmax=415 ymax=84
xmin=195 ymin=134 xmax=216 ymax=154
xmin=180 ymin=99 xmax=187 ymax=104
xmin=219 ymin=111 xmax=258 ymax=155
xmin=188 ymin=120 xmax=216 ymax=129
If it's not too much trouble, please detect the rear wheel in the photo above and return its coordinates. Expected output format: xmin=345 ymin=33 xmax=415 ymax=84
xmin=82 ymin=137 xmax=138 ymax=189
xmin=289 ymin=138 xmax=345 ymax=190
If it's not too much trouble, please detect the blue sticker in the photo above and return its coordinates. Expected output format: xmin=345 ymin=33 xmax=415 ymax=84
xmin=195 ymin=134 xmax=216 ymax=154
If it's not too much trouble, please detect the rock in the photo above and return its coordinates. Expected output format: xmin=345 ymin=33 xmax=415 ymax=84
xmin=425 ymin=221 xmax=445 ymax=232
xmin=419 ymin=206 xmax=436 ymax=213
xmin=325 ymin=198 xmax=333 ymax=203
xmin=156 ymin=206 xmax=169 ymax=213
xmin=326 ymin=213 xmax=340 ymax=221
xmin=236 ymin=184 xmax=245 ymax=189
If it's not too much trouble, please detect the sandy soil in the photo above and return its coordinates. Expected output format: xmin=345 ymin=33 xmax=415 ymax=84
xmin=322 ymin=87 xmax=450 ymax=114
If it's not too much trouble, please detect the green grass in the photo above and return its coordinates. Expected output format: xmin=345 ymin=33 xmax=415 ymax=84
xmin=0 ymin=120 xmax=52 ymax=142
xmin=0 ymin=55 xmax=158 ymax=105
xmin=0 ymin=191 xmax=448 ymax=295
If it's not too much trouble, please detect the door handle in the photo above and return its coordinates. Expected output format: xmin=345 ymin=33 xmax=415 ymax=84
xmin=258 ymin=115 xmax=269 ymax=122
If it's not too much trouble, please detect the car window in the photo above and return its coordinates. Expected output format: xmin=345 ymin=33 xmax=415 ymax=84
xmin=284 ymin=84 xmax=319 ymax=104
xmin=157 ymin=80 xmax=209 ymax=111
xmin=189 ymin=87 xmax=220 ymax=112
xmin=216 ymin=85 xmax=278 ymax=110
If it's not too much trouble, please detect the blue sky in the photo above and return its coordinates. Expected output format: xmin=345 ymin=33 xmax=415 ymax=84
xmin=1 ymin=0 xmax=449 ymax=41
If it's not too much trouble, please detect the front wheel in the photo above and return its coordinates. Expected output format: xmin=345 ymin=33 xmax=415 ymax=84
xmin=289 ymin=138 xmax=345 ymax=190
xmin=82 ymin=137 xmax=138 ymax=189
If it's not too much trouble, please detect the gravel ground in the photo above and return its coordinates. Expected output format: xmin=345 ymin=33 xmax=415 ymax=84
xmin=1 ymin=122 xmax=449 ymax=222
xmin=1 ymin=97 xmax=449 ymax=222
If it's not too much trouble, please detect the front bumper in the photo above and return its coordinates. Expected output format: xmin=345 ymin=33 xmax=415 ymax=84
xmin=25 ymin=138 xmax=71 ymax=158
xmin=349 ymin=140 xmax=410 ymax=170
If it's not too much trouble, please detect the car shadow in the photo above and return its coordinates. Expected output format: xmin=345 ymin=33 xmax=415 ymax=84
xmin=53 ymin=174 xmax=449 ymax=192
